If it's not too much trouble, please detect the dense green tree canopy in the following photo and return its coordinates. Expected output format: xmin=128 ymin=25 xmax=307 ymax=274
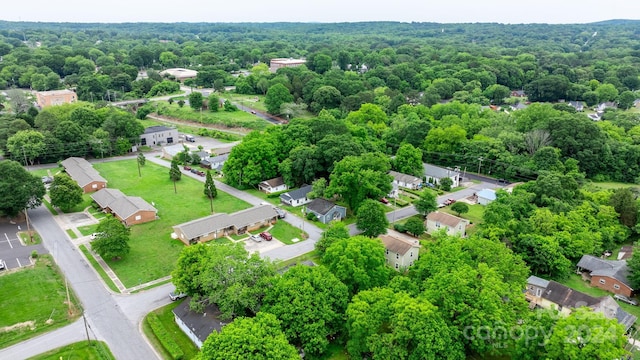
xmin=92 ymin=215 xmax=131 ymax=260
xmin=49 ymin=173 xmax=83 ymax=212
xmin=0 ymin=160 xmax=45 ymax=216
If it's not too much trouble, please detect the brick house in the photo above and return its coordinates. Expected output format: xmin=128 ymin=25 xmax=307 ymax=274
xmin=576 ymin=255 xmax=634 ymax=297
xmin=425 ymin=211 xmax=469 ymax=237
xmin=91 ymin=188 xmax=157 ymax=226
xmin=36 ymin=89 xmax=77 ymax=108
xmin=172 ymin=205 xmax=278 ymax=245
xmin=61 ymin=157 xmax=107 ymax=193
xmin=379 ymin=233 xmax=420 ymax=271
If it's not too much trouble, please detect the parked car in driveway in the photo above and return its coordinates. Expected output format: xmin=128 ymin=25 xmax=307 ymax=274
xmin=260 ymin=231 xmax=273 ymax=241
xmin=614 ymin=294 xmax=638 ymax=306
xmin=184 ymin=166 xmax=191 ymax=171
xmin=443 ymin=198 xmax=456 ymax=205
xmin=250 ymin=234 xmax=262 ymax=242
xmin=380 ymin=197 xmax=389 ymax=204
xmin=274 ymin=207 xmax=286 ymax=219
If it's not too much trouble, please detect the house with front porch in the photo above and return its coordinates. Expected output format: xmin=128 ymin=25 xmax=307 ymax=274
xmin=576 ymin=255 xmax=634 ymax=297
xmin=258 ymin=177 xmax=288 ymax=194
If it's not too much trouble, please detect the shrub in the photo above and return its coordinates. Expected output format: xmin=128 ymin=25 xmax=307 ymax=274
xmin=147 ymin=313 xmax=184 ymax=360
xmin=306 ymin=212 xmax=318 ymax=221
xmin=31 ymin=250 xmax=38 ymax=258
xmin=394 ymin=223 xmax=407 ymax=233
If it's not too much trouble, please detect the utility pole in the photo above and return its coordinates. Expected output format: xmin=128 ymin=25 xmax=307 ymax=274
xmin=477 ymin=157 xmax=484 ymax=175
xmin=25 ymin=208 xmax=32 ymax=243
xmin=82 ymin=312 xmax=91 ymax=345
xmin=22 ymin=146 xmax=28 ymax=168
xmin=66 ymin=278 xmax=72 ymax=316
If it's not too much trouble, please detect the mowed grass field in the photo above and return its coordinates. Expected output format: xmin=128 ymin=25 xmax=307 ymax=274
xmin=0 ymin=256 xmax=82 ymax=348
xmin=93 ymin=159 xmax=251 ymax=287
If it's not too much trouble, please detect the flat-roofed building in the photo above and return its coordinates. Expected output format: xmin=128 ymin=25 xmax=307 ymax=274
xmin=36 ymin=89 xmax=77 ymax=108
xmin=159 ymin=68 xmax=198 ymax=82
xmin=269 ymin=58 xmax=306 ymax=72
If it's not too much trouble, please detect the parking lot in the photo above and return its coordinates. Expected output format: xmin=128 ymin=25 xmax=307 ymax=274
xmin=0 ymin=220 xmax=47 ymax=272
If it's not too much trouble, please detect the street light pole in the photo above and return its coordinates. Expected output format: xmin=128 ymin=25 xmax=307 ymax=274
xmin=478 ymin=157 xmax=484 ymax=175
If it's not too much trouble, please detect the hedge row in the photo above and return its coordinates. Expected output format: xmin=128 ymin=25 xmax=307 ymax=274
xmin=197 ymin=128 xmax=241 ymax=142
xmin=147 ymin=313 xmax=184 ymax=360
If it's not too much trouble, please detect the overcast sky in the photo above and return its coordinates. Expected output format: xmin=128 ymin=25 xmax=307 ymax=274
xmin=3 ymin=0 xmax=640 ymax=24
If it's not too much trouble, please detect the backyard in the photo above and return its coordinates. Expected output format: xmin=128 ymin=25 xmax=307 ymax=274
xmin=0 ymin=256 xmax=82 ymax=348
xmin=155 ymin=101 xmax=271 ymax=131
xmin=92 ymin=159 xmax=251 ymax=288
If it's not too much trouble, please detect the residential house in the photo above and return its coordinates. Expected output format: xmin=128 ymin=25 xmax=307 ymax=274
xmin=91 ymin=188 xmax=125 ymax=210
xmin=305 ymin=198 xmax=347 ymax=224
xmin=61 ymin=157 xmax=107 ymax=193
xmin=510 ymin=90 xmax=526 ymax=97
xmin=380 ymin=233 xmax=421 ymax=271
xmin=140 ymin=125 xmax=178 ymax=146
xmin=107 ymin=196 xmax=157 ymax=226
xmin=90 ymin=188 xmax=157 ymax=226
xmin=423 ymin=163 xmax=460 ymax=187
xmin=476 ymin=189 xmax=496 ymax=205
xmin=509 ymin=102 xmax=528 ymax=111
xmin=36 ymin=89 xmax=77 ymax=108
xmin=200 ymin=153 xmax=229 ymax=171
xmin=576 ymin=255 xmax=633 ymax=297
xmin=159 ymin=68 xmax=198 ymax=82
xmin=389 ymin=170 xmax=422 ymax=190
xmin=568 ymin=101 xmax=584 ymax=112
xmin=173 ymin=299 xmax=230 ymax=348
xmin=279 ymin=185 xmax=313 ymax=207
xmin=258 ymin=177 xmax=288 ymax=194
xmin=525 ymin=276 xmax=636 ymax=332
xmin=269 ymin=58 xmax=307 ymax=72
xmin=172 ymin=205 xmax=278 ymax=245
xmin=425 ymin=211 xmax=469 ymax=237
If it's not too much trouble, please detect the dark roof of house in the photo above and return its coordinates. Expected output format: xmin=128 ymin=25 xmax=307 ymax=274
xmin=306 ymin=198 xmax=339 ymax=216
xmin=379 ymin=234 xmax=420 ymax=255
xmin=143 ymin=125 xmax=173 ymax=134
xmin=108 ymin=196 xmax=156 ymax=220
xmin=577 ymin=255 xmax=632 ymax=289
xmin=91 ymin=188 xmax=125 ymax=208
xmin=426 ymin=211 xmax=467 ymax=228
xmin=260 ymin=177 xmax=285 ymax=188
xmin=172 ymin=299 xmax=229 ymax=344
xmin=591 ymin=296 xmax=637 ymax=331
xmin=543 ymin=281 xmax=601 ymax=308
xmin=61 ymin=157 xmax=107 ymax=187
xmin=280 ymin=185 xmax=312 ymax=202
xmin=231 ymin=205 xmax=278 ymax=228
xmin=389 ymin=171 xmax=421 ymax=185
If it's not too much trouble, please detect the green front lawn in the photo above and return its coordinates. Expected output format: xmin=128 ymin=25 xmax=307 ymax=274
xmin=156 ymin=101 xmax=271 ymax=130
xmin=93 ymin=160 xmax=251 ymax=288
xmin=0 ymin=256 xmax=82 ymax=348
xmin=142 ymin=301 xmax=199 ymax=360
xmin=440 ymin=203 xmax=484 ymax=225
xmin=270 ymin=220 xmax=307 ymax=245
xmin=27 ymin=341 xmax=114 ymax=360
xmin=79 ymin=245 xmax=120 ymax=293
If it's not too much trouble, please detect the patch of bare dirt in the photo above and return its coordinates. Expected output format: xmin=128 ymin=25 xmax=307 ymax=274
xmin=0 ymin=320 xmax=35 ymax=333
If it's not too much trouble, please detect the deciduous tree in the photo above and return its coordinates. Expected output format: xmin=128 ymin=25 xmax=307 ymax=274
xmin=393 ymin=143 xmax=423 ymax=177
xmin=199 ymin=312 xmax=298 ymax=360
xmin=92 ymin=215 xmax=131 ymax=260
xmin=0 ymin=160 xmax=45 ymax=217
xmin=414 ymin=189 xmax=438 ymax=216
xmin=262 ymin=266 xmax=348 ymax=356
xmin=450 ymin=202 xmax=469 ymax=217
xmin=356 ymin=199 xmax=389 ymax=237
xmin=49 ymin=173 xmax=83 ymax=212
xmin=265 ymin=83 xmax=293 ymax=114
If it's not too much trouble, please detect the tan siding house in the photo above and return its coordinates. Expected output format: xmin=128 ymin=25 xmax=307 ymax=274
xmin=380 ymin=234 xmax=420 ymax=271
xmin=425 ymin=212 xmax=469 ymax=237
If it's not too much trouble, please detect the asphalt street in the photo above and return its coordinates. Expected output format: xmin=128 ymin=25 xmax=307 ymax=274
xmin=0 ymin=206 xmax=163 ymax=360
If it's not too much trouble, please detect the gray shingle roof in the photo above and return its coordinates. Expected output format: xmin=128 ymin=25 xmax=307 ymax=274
xmin=173 ymin=205 xmax=277 ymax=240
xmin=389 ymin=171 xmax=421 ymax=185
xmin=577 ymin=255 xmax=631 ymax=289
xmin=260 ymin=177 xmax=285 ymax=188
xmin=143 ymin=125 xmax=173 ymax=134
xmin=306 ymin=198 xmax=337 ymax=216
xmin=543 ymin=281 xmax=601 ymax=308
xmin=61 ymin=157 xmax=107 ymax=187
xmin=172 ymin=299 xmax=228 ymax=344
xmin=280 ymin=185 xmax=312 ymax=202
xmin=108 ymin=196 xmax=156 ymax=220
xmin=91 ymin=188 xmax=125 ymax=208
xmin=527 ymin=275 xmax=550 ymax=289
xmin=423 ymin=163 xmax=458 ymax=179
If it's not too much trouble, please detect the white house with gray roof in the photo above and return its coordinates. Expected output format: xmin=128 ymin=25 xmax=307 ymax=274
xmin=423 ymin=163 xmax=460 ymax=188
xmin=389 ymin=170 xmax=422 ymax=190
xmin=279 ymin=185 xmax=313 ymax=207
xmin=172 ymin=205 xmax=278 ymax=245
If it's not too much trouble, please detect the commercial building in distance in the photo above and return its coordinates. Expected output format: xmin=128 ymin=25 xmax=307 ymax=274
xmin=269 ymin=58 xmax=306 ymax=72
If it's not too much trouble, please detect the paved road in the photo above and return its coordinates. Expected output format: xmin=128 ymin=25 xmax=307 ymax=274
xmin=0 ymin=320 xmax=86 ymax=359
xmin=0 ymin=206 xmax=162 ymax=360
